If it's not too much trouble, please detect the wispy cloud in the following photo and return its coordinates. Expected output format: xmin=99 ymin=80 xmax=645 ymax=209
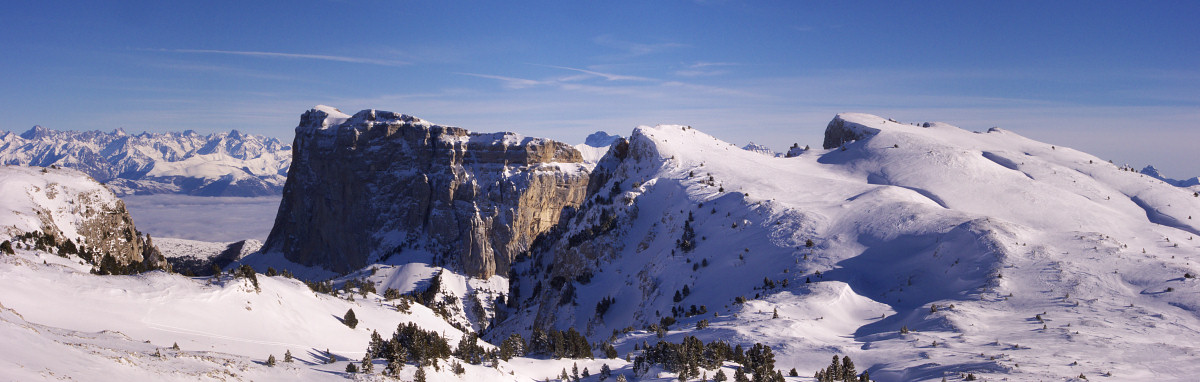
xmin=537 ymin=64 xmax=655 ymax=82
xmin=592 ymin=35 xmax=686 ymax=58
xmin=675 ymin=61 xmax=739 ymax=77
xmin=456 ymin=73 xmax=547 ymax=89
xmin=160 ymin=49 xmax=409 ymax=66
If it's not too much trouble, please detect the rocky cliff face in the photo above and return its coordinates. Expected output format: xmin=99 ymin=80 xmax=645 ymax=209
xmin=262 ymin=106 xmax=589 ymax=277
xmin=0 ymin=165 xmax=167 ymax=270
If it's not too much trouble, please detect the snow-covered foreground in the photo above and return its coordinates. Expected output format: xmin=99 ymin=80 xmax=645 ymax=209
xmin=0 ymin=248 xmax=638 ymax=381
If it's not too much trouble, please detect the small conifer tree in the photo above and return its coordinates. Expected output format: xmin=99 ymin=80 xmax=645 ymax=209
xmin=344 ymin=308 xmax=358 ymax=329
xmin=714 ymin=368 xmax=728 ymax=382
xmin=284 ymin=349 xmax=294 ymax=362
xmin=267 ymin=354 xmax=276 ymax=366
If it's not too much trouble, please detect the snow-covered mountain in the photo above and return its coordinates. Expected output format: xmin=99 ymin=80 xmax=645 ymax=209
xmin=741 ymin=141 xmax=775 ymax=156
xmin=576 ymin=131 xmax=624 ymax=166
xmin=495 ymin=113 xmax=1200 ymax=381
xmin=0 ymin=126 xmax=291 ymax=196
xmin=1141 ymin=165 xmax=1200 ymax=188
xmin=5 ymin=109 xmax=1200 ymax=381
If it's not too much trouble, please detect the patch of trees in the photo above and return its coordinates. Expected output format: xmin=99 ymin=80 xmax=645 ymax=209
xmin=12 ymin=230 xmax=168 ymax=275
xmin=306 ymin=280 xmax=335 ymax=294
xmin=596 ymin=296 xmax=616 ymax=317
xmin=361 ymin=322 xmax=453 ymax=376
xmin=529 ymin=327 xmax=592 ymax=359
xmin=677 ymin=212 xmax=697 ymax=252
xmin=568 ymin=208 xmax=619 ymax=248
xmin=631 ymin=338 xmax=793 ymax=382
xmin=453 ymin=332 xmax=492 ymax=365
xmin=236 ymin=264 xmax=259 ymax=291
xmin=498 ymin=333 xmax=527 ymax=361
xmin=814 ymin=354 xmax=870 ymax=382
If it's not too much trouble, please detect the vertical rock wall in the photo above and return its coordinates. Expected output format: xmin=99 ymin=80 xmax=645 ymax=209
xmin=263 ymin=108 xmax=590 ymax=277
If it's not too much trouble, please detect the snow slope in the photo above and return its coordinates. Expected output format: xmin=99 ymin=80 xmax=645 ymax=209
xmin=500 ymin=113 xmax=1200 ymax=381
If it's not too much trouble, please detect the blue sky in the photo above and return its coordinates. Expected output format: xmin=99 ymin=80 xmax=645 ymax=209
xmin=2 ymin=1 xmax=1198 ymax=176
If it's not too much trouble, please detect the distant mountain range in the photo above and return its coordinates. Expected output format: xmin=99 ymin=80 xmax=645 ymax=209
xmin=0 ymin=126 xmax=290 ymax=196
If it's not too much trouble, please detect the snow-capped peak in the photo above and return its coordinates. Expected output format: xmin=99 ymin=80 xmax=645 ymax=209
xmin=741 ymin=141 xmax=774 ymax=156
xmin=583 ymin=131 xmax=622 ymax=148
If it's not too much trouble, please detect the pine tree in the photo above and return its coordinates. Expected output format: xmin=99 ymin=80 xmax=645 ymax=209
xmin=573 ymin=362 xmax=581 ymax=381
xmin=284 ymin=349 xmax=294 ymax=363
xmin=600 ymin=363 xmax=612 ymax=381
xmin=714 ymin=368 xmax=728 ymax=382
xmin=171 ymin=342 xmax=180 ymax=350
xmin=360 ymin=350 xmax=374 ymax=374
xmin=344 ymin=308 xmax=358 ymax=329
xmin=615 ymin=375 xmax=628 ymax=382
xmin=841 ymin=356 xmax=856 ymax=382
xmin=267 ymin=354 xmax=277 ymax=367
xmin=772 ymin=308 xmax=779 ymax=319
xmin=415 ymin=367 xmax=427 ymax=382
xmin=346 ymin=363 xmax=358 ymax=373
xmin=0 ymin=240 xmax=14 ymax=255
xmin=734 ymin=367 xmax=750 ymax=382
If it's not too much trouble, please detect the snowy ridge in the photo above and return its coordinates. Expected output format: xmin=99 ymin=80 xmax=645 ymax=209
xmin=0 ymin=126 xmax=291 ymax=196
xmin=499 ymin=113 xmax=1200 ymax=381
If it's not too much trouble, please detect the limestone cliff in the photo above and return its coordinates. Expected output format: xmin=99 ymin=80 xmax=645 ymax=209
xmin=262 ymin=106 xmax=590 ymax=277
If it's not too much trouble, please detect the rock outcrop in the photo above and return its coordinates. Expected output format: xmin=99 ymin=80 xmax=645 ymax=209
xmin=0 ymin=165 xmax=168 ymax=270
xmin=822 ymin=113 xmax=883 ymax=149
xmin=262 ymin=106 xmax=590 ymax=277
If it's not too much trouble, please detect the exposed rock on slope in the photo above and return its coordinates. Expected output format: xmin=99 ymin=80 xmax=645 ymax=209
xmin=0 ymin=126 xmax=290 ymax=196
xmin=822 ymin=113 xmax=882 ymax=149
xmin=0 ymin=165 xmax=166 ymax=269
xmin=262 ymin=106 xmax=589 ymax=277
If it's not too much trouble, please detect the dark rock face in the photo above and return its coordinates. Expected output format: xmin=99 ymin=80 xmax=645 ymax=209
xmin=263 ymin=108 xmax=590 ymax=277
xmin=822 ymin=115 xmax=881 ymax=149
